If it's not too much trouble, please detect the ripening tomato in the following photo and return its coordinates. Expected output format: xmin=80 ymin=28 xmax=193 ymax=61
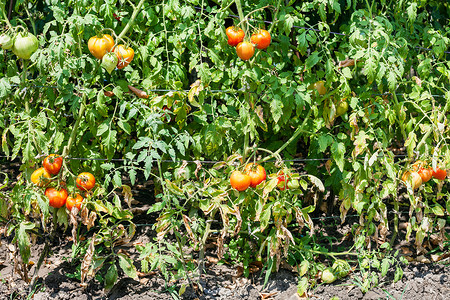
xmin=244 ymin=163 xmax=266 ymax=188
xmin=31 ymin=167 xmax=51 ymax=187
xmin=225 ymin=26 xmax=245 ymax=46
xmin=43 ymin=154 xmax=63 ymax=175
xmin=76 ymin=172 xmax=96 ymax=191
xmin=88 ymin=34 xmax=115 ymax=59
xmin=45 ymin=187 xmax=68 ymax=208
xmin=250 ymin=29 xmax=271 ymax=49
xmin=277 ymin=172 xmax=289 ymax=191
xmin=432 ymin=167 xmax=447 ymax=180
xmin=401 ymin=171 xmax=422 ymax=190
xmin=417 ymin=168 xmax=432 ymax=183
xmin=66 ymin=194 xmax=84 ymax=212
xmin=236 ymin=41 xmax=255 ymax=60
xmin=308 ymin=81 xmax=327 ymax=96
xmin=230 ymin=170 xmax=251 ymax=191
xmin=114 ymin=44 xmax=134 ymax=69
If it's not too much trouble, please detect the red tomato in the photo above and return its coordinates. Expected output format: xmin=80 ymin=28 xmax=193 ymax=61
xmin=45 ymin=187 xmax=68 ymax=208
xmin=230 ymin=170 xmax=251 ymax=191
xmin=43 ymin=154 xmax=63 ymax=175
xmin=30 ymin=167 xmax=51 ymax=187
xmin=76 ymin=172 xmax=96 ymax=191
xmin=236 ymin=41 xmax=255 ymax=60
xmin=432 ymin=167 xmax=447 ymax=180
xmin=250 ymin=29 xmax=271 ymax=49
xmin=225 ymin=26 xmax=245 ymax=46
xmin=66 ymin=194 xmax=84 ymax=212
xmin=114 ymin=44 xmax=135 ymax=69
xmin=244 ymin=163 xmax=266 ymax=188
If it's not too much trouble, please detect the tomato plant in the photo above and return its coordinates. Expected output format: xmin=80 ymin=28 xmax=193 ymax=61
xmin=250 ymin=29 xmax=271 ymax=49
xmin=76 ymin=172 xmax=96 ymax=191
xmin=66 ymin=193 xmax=84 ymax=212
xmin=236 ymin=41 xmax=254 ymax=60
xmin=88 ymin=34 xmax=115 ymax=59
xmin=43 ymin=154 xmax=63 ymax=175
xmin=45 ymin=187 xmax=68 ymax=208
xmin=225 ymin=26 xmax=245 ymax=46
xmin=244 ymin=163 xmax=266 ymax=188
xmin=114 ymin=44 xmax=134 ymax=69
xmin=30 ymin=167 xmax=51 ymax=187
xmin=230 ymin=170 xmax=251 ymax=191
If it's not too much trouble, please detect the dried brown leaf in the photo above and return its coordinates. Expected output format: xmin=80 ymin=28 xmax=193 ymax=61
xmin=80 ymin=235 xmax=95 ymax=286
xmin=338 ymin=58 xmax=355 ymax=69
xmin=122 ymin=185 xmax=133 ymax=208
xmin=104 ymin=90 xmax=115 ymax=97
xmin=128 ymin=85 xmax=149 ymax=99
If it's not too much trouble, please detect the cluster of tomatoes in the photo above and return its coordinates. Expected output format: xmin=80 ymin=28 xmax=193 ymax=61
xmin=30 ymin=154 xmax=96 ymax=211
xmin=88 ymin=33 xmax=134 ymax=74
xmin=0 ymin=29 xmax=39 ymax=60
xmin=229 ymin=164 xmax=301 ymax=192
xmin=225 ymin=26 xmax=271 ymax=61
xmin=402 ymin=160 xmax=447 ymax=190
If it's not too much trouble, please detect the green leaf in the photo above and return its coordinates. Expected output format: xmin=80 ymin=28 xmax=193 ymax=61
xmin=118 ymin=253 xmax=138 ymax=280
xmin=305 ymin=51 xmax=321 ymax=70
xmin=105 ymin=263 xmax=118 ymax=291
xmin=317 ymin=134 xmax=333 ymax=152
xmin=331 ymin=141 xmax=346 ymax=172
xmin=431 ymin=204 xmax=445 ymax=216
xmin=381 ymin=258 xmax=390 ymax=277
xmin=17 ymin=222 xmax=35 ymax=264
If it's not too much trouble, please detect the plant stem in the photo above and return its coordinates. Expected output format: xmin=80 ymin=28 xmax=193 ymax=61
xmin=117 ymin=0 xmax=146 ymax=40
xmin=23 ymin=4 xmax=36 ymax=36
xmin=21 ymin=59 xmax=30 ymax=113
xmin=0 ymin=3 xmax=12 ymax=28
xmin=259 ymin=108 xmax=313 ymax=163
xmin=198 ymin=209 xmax=217 ymax=280
xmin=62 ymin=93 xmax=87 ymax=157
xmin=175 ymin=233 xmax=197 ymax=294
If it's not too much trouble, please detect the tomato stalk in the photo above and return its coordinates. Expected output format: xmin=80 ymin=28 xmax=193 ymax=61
xmin=0 ymin=4 xmax=12 ymax=28
xmin=117 ymin=0 xmax=146 ymax=40
xmin=259 ymin=108 xmax=313 ymax=163
xmin=234 ymin=0 xmax=247 ymax=35
xmin=198 ymin=209 xmax=217 ymax=280
xmin=62 ymin=93 xmax=87 ymax=157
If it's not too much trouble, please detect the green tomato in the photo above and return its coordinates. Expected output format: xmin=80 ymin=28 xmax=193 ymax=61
xmin=336 ymin=100 xmax=349 ymax=116
xmin=101 ymin=52 xmax=118 ymax=74
xmin=12 ymin=32 xmax=39 ymax=59
xmin=287 ymin=179 xmax=300 ymax=189
xmin=0 ymin=34 xmax=13 ymax=50
xmin=173 ymin=167 xmax=191 ymax=182
xmin=332 ymin=259 xmax=351 ymax=278
xmin=321 ymin=268 xmax=337 ymax=283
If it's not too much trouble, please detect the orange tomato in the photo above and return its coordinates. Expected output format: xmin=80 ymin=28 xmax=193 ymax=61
xmin=230 ymin=170 xmax=251 ymax=191
xmin=236 ymin=41 xmax=255 ymax=60
xmin=43 ymin=154 xmax=63 ymax=175
xmin=88 ymin=34 xmax=115 ymax=59
xmin=30 ymin=167 xmax=51 ymax=187
xmin=76 ymin=172 xmax=96 ymax=191
xmin=114 ymin=44 xmax=135 ymax=69
xmin=401 ymin=171 xmax=422 ymax=190
xmin=250 ymin=29 xmax=271 ymax=49
xmin=225 ymin=26 xmax=245 ymax=46
xmin=45 ymin=187 xmax=68 ymax=208
xmin=244 ymin=163 xmax=266 ymax=188
xmin=66 ymin=194 xmax=84 ymax=212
